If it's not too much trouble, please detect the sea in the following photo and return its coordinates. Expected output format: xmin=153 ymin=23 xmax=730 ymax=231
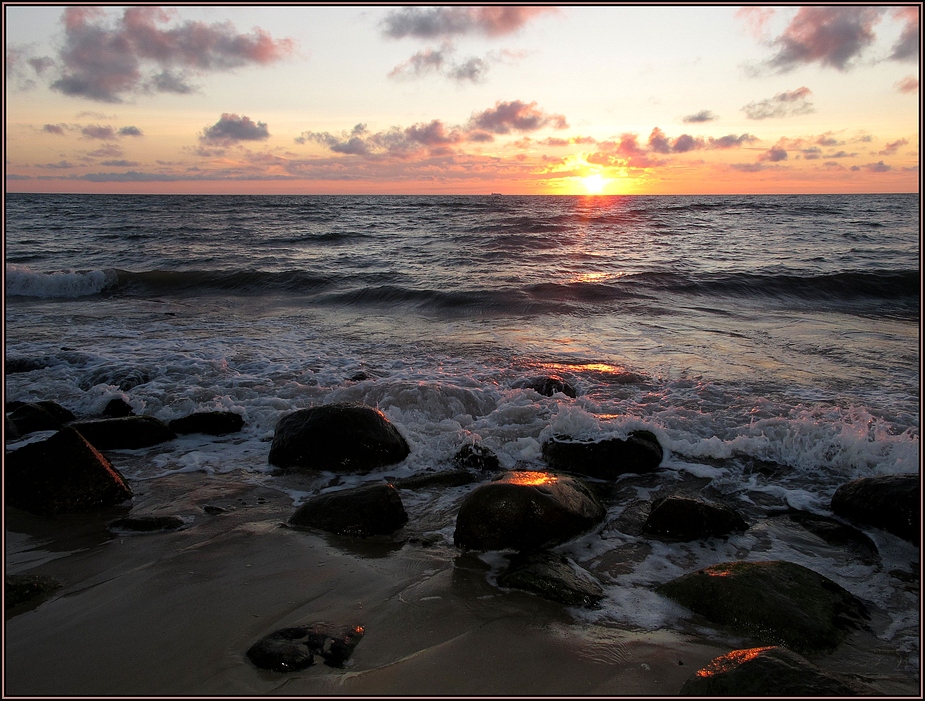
xmin=4 ymin=192 xmax=921 ymax=670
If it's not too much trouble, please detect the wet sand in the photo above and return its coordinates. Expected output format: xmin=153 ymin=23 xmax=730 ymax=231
xmin=4 ymin=469 xmax=919 ymax=696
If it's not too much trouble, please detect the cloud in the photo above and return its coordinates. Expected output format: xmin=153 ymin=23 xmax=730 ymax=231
xmin=118 ymin=126 xmax=143 ymax=137
xmin=730 ymin=163 xmax=775 ymax=172
xmin=763 ymin=6 xmax=882 ymax=72
xmin=81 ymin=124 xmax=117 ymax=139
xmin=48 ymin=6 xmax=295 ymax=102
xmin=735 ymin=7 xmax=776 ymax=41
xmin=895 ymin=75 xmax=919 ymax=94
xmin=742 ymin=87 xmax=814 ymax=119
xmin=468 ymin=100 xmax=567 ymax=134
xmin=707 ymin=133 xmax=759 ymax=149
xmin=297 ymin=120 xmax=466 ymax=159
xmin=381 ymin=6 xmax=555 ymax=39
xmin=859 ymin=161 xmax=892 ymax=172
xmin=682 ymin=110 xmax=719 ymax=124
xmin=890 ymin=7 xmax=919 ymax=61
xmin=759 ymin=147 xmax=788 ymax=162
xmin=100 ymin=160 xmax=140 ymax=167
xmin=387 ymin=44 xmax=488 ymax=83
xmin=879 ymin=138 xmax=908 ymax=155
xmin=42 ymin=123 xmax=68 ymax=135
xmin=200 ymin=113 xmax=270 ymax=144
xmin=647 ymin=127 xmax=704 ymax=154
xmin=87 ymin=144 xmax=124 ymax=158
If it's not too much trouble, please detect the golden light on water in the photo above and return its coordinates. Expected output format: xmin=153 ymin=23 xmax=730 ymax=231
xmin=502 ymin=471 xmax=559 ymax=486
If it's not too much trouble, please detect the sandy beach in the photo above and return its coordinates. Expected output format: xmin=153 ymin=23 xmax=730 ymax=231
xmin=5 ymin=459 xmax=919 ymax=697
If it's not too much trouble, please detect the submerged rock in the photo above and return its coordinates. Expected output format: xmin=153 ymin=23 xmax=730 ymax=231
xmin=69 ymin=416 xmax=176 ymax=450
xmin=679 ymin=645 xmax=868 ymax=696
xmin=102 ymin=397 xmax=135 ymax=418
xmin=392 ymin=470 xmax=476 ymax=490
xmin=515 ymin=375 xmax=577 ymax=398
xmin=109 ymin=515 xmax=186 ymax=532
xmin=6 ymin=427 xmax=134 ymax=516
xmin=5 ymin=574 xmax=62 ymax=610
xmin=497 ymin=550 xmax=604 ymax=607
xmin=168 ymin=411 xmax=245 ymax=436
xmin=288 ymin=483 xmax=408 ymax=537
xmin=642 ymin=493 xmax=748 ymax=540
xmin=453 ymin=443 xmax=501 ymax=472
xmin=542 ymin=430 xmax=663 ymax=479
xmin=78 ymin=366 xmax=150 ymax=391
xmin=247 ymin=623 xmax=365 ymax=672
xmin=657 ymin=560 xmax=869 ymax=654
xmin=7 ymin=402 xmax=74 ymax=436
xmin=268 ymin=403 xmax=410 ymax=471
xmin=453 ymin=471 xmax=605 ymax=552
xmin=831 ymin=474 xmax=920 ymax=545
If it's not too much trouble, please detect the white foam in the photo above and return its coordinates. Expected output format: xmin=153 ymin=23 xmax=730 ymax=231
xmin=6 ymin=264 xmax=115 ymax=298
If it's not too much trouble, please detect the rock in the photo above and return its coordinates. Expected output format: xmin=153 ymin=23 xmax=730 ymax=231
xmin=168 ymin=411 xmax=245 ymax=436
xmin=774 ymin=510 xmax=879 ymax=561
xmin=515 ymin=375 xmax=577 ymax=398
xmin=78 ymin=366 xmax=150 ymax=391
xmin=288 ymin=483 xmax=408 ymax=537
xmin=831 ymin=474 xmax=919 ymax=545
xmin=102 ymin=397 xmax=135 ymax=418
xmin=657 ymin=560 xmax=869 ymax=654
xmin=642 ymin=494 xmax=748 ymax=540
xmin=268 ymin=403 xmax=410 ymax=471
xmin=68 ymin=416 xmax=176 ymax=450
xmin=5 ymin=574 xmax=62 ymax=610
xmin=453 ymin=443 xmax=501 ymax=471
xmin=679 ymin=645 xmax=869 ymax=696
xmin=5 ymin=427 xmax=134 ymax=516
xmin=5 ymin=357 xmax=54 ymax=374
xmin=497 ymin=551 xmax=604 ymax=607
xmin=392 ymin=470 xmax=476 ymax=490
xmin=109 ymin=515 xmax=185 ymax=532
xmin=7 ymin=403 xmax=68 ymax=435
xmin=247 ymin=623 xmax=365 ymax=672
xmin=5 ymin=414 xmax=22 ymax=441
xmin=542 ymin=430 xmax=663 ymax=479
xmin=453 ymin=471 xmax=605 ymax=552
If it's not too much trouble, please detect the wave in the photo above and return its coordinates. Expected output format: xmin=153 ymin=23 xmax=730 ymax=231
xmin=6 ymin=265 xmax=117 ymax=298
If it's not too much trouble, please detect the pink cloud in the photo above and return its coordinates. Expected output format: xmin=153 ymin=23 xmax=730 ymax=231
xmin=890 ymin=7 xmax=919 ymax=61
xmin=469 ymin=100 xmax=568 ymax=134
xmin=765 ymin=6 xmax=882 ymax=71
xmin=381 ymin=7 xmax=555 ymax=39
xmin=895 ymin=75 xmax=919 ymax=94
xmin=200 ymin=114 xmax=270 ymax=144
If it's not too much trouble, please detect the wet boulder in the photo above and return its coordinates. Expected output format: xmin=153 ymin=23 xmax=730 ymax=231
xmin=288 ymin=483 xmax=408 ymax=537
xmin=542 ymin=430 xmax=663 ymax=479
xmin=247 ymin=623 xmax=365 ymax=672
xmin=679 ymin=645 xmax=869 ymax=696
xmin=6 ymin=574 xmax=62 ymax=611
xmin=515 ymin=375 xmax=577 ymax=398
xmin=657 ymin=560 xmax=869 ymax=654
xmin=109 ymin=515 xmax=186 ymax=533
xmin=392 ymin=470 xmax=476 ymax=490
xmin=268 ymin=403 xmax=410 ymax=471
xmin=497 ymin=550 xmax=604 ymax=607
xmin=102 ymin=398 xmax=135 ymax=418
xmin=7 ymin=402 xmax=74 ymax=436
xmin=5 ymin=427 xmax=134 ymax=516
xmin=642 ymin=494 xmax=748 ymax=540
xmin=68 ymin=416 xmax=176 ymax=450
xmin=168 ymin=411 xmax=245 ymax=436
xmin=453 ymin=443 xmax=501 ymax=472
xmin=5 ymin=414 xmax=22 ymax=441
xmin=454 ymin=471 xmax=605 ymax=552
xmin=831 ymin=474 xmax=919 ymax=545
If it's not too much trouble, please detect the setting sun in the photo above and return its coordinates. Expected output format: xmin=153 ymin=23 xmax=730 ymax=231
xmin=581 ymin=174 xmax=609 ymax=194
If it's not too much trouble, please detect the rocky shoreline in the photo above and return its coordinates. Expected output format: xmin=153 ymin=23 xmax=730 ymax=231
xmin=5 ymin=380 xmax=921 ymax=695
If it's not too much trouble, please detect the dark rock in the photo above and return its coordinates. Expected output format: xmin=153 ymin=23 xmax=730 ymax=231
xmin=68 ymin=416 xmax=176 ymax=450
xmin=102 ymin=397 xmax=135 ymax=418
xmin=516 ymin=375 xmax=577 ymax=398
xmin=5 ymin=574 xmax=62 ymax=610
xmin=454 ymin=443 xmax=501 ymax=471
xmin=109 ymin=515 xmax=185 ymax=532
xmin=7 ymin=403 xmax=67 ymax=435
xmin=268 ymin=403 xmax=410 ymax=471
xmin=775 ymin=510 xmax=879 ymax=560
xmin=349 ymin=371 xmax=369 ymax=382
xmin=168 ymin=411 xmax=245 ymax=436
xmin=5 ymin=427 xmax=134 ymax=516
xmin=497 ymin=550 xmax=604 ymax=607
xmin=247 ymin=623 xmax=365 ymax=672
xmin=831 ymin=474 xmax=920 ymax=545
xmin=203 ymin=505 xmax=228 ymax=515
xmin=5 ymin=414 xmax=22 ymax=441
xmin=392 ymin=470 xmax=476 ymax=490
xmin=453 ymin=471 xmax=605 ymax=552
xmin=679 ymin=645 xmax=869 ymax=696
xmin=78 ymin=366 xmax=150 ymax=391
xmin=657 ymin=560 xmax=869 ymax=654
xmin=643 ymin=494 xmax=748 ymax=540
xmin=289 ymin=483 xmax=408 ymax=537
xmin=5 ymin=357 xmax=54 ymax=374
xmin=35 ymin=401 xmax=77 ymax=423
xmin=542 ymin=430 xmax=663 ymax=479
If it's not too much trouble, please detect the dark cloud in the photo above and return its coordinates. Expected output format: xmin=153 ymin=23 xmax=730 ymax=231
xmin=827 ymin=151 xmax=857 ymax=159
xmin=862 ymin=161 xmax=892 ymax=172
xmin=297 ymin=120 xmax=465 ymax=159
xmin=801 ymin=147 xmax=822 ymax=160
xmin=764 ymin=6 xmax=882 ymax=72
xmin=81 ymin=124 xmax=117 ymax=139
xmin=468 ymin=100 xmax=567 ymax=134
xmin=100 ymin=159 xmax=140 ymax=166
xmin=707 ymin=133 xmax=759 ymax=149
xmin=49 ymin=6 xmax=295 ymax=102
xmin=682 ymin=110 xmax=719 ymax=124
xmin=647 ymin=128 xmax=704 ymax=154
xmin=381 ymin=6 xmax=554 ymax=40
xmin=388 ymin=46 xmax=488 ymax=83
xmin=87 ymin=144 xmax=124 ymax=158
xmin=742 ymin=87 xmax=814 ymax=119
xmin=118 ymin=126 xmax=143 ymax=137
xmin=879 ymin=138 xmax=908 ymax=155
xmin=42 ymin=123 xmax=67 ymax=135
xmin=890 ymin=7 xmax=919 ymax=61
xmin=815 ymin=132 xmax=842 ymax=146
xmin=730 ymin=163 xmax=773 ymax=172
xmin=895 ymin=75 xmax=919 ymax=94
xmin=200 ymin=113 xmax=270 ymax=144
xmin=448 ymin=57 xmax=488 ymax=82
xmin=35 ymin=160 xmax=79 ymax=169
xmin=760 ymin=147 xmax=789 ymax=162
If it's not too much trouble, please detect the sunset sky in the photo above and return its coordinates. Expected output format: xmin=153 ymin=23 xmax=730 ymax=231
xmin=4 ymin=5 xmax=920 ymax=195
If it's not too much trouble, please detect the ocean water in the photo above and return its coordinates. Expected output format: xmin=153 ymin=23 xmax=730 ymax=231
xmin=4 ymin=193 xmax=920 ymax=668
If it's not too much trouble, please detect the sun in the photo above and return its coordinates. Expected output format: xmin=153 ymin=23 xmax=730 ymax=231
xmin=581 ymin=173 xmax=608 ymax=194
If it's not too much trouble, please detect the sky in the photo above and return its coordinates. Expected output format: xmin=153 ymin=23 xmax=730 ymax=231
xmin=4 ymin=4 xmax=921 ymax=195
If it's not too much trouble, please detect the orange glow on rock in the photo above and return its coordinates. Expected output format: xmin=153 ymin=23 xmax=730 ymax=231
xmin=695 ymin=647 xmax=776 ymax=678
xmin=501 ymin=471 xmax=559 ymax=486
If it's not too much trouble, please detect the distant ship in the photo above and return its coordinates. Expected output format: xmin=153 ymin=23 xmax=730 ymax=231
xmin=490 ymin=192 xmax=502 ymax=196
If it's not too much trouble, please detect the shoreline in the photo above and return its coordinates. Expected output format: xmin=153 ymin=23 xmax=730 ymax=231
xmin=5 ymin=468 xmax=919 ymax=697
